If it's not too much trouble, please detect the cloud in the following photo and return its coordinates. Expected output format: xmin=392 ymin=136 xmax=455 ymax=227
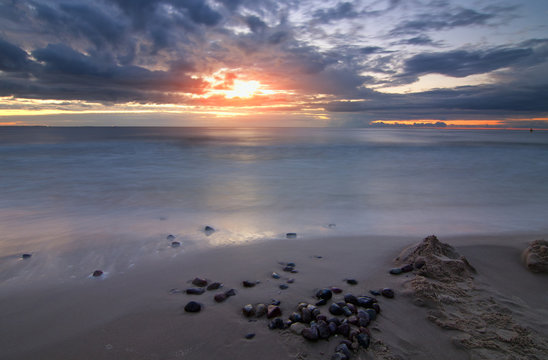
xmin=313 ymin=2 xmax=360 ymax=23
xmin=0 ymin=38 xmax=31 ymax=72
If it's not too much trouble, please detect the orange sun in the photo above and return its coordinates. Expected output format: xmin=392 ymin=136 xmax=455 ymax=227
xmin=224 ymin=80 xmax=261 ymax=99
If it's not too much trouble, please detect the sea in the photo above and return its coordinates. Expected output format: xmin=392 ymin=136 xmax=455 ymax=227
xmin=1 ymin=126 xmax=547 ymax=284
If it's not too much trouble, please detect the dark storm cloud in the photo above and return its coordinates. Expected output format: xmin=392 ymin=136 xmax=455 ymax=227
xmin=393 ymin=35 xmax=441 ymax=46
xmin=0 ymin=38 xmax=31 ymax=72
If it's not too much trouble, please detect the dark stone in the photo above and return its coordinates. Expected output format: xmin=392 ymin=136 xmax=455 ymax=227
xmin=271 ymin=272 xmax=281 ymax=279
xmin=206 ymin=282 xmax=222 ymax=291
xmin=301 ymin=307 xmax=312 ymax=323
xmin=184 ymin=301 xmax=201 ymax=313
xmin=357 ymin=296 xmax=376 ymax=308
xmin=365 ymin=308 xmax=377 ymax=321
xmin=171 ymin=241 xmax=181 ymax=247
xmin=225 ymin=288 xmax=236 ymax=297
xmin=302 ymin=326 xmax=319 ymax=341
xmin=328 ymin=321 xmax=338 ymax=334
xmin=242 ymin=304 xmax=255 ymax=317
xmin=389 ymin=268 xmax=403 ymax=275
xmin=348 ymin=315 xmax=359 ymax=325
xmin=21 ymin=253 xmax=32 ymax=259
xmin=331 ymin=287 xmax=343 ymax=294
xmin=370 ymin=290 xmax=381 ymax=296
xmin=343 ymin=294 xmax=358 ymax=305
xmin=282 ymin=266 xmax=294 ymax=272
xmin=381 ymin=288 xmax=395 ymax=298
xmin=315 ymin=299 xmax=328 ymax=306
xmin=317 ymin=320 xmax=331 ymax=339
xmin=358 ymin=315 xmax=370 ymax=327
xmin=342 ymin=306 xmax=353 ymax=317
xmin=328 ymin=317 xmax=341 ymax=326
xmin=287 ymin=262 xmax=296 ymax=267
xmin=401 ymin=264 xmax=414 ymax=272
xmin=245 ymin=333 xmax=255 ymax=339
xmin=314 ymin=255 xmax=323 ymax=259
xmin=279 ymin=284 xmax=289 ymax=290
xmin=186 ymin=288 xmax=205 ymax=295
xmin=335 ymin=343 xmax=352 ymax=358
xmin=289 ymin=312 xmax=302 ymax=323
xmin=286 ymin=233 xmax=297 ymax=239
xmin=271 ymin=299 xmax=281 ymax=306
xmin=346 ymin=279 xmax=358 ymax=285
xmin=242 ymin=280 xmax=257 ymax=288
xmin=166 ymin=234 xmax=175 ymax=240
xmin=316 ymin=314 xmax=327 ymax=322
xmin=267 ymin=305 xmax=282 ymax=318
xmin=192 ymin=277 xmax=208 ymax=287
xmin=337 ymin=323 xmax=350 ymax=337
xmin=329 ymin=303 xmax=344 ymax=316
xmin=287 ymin=278 xmax=295 ymax=284
xmin=316 ymin=288 xmax=333 ymax=300
xmin=204 ymin=226 xmax=215 ymax=233
xmin=268 ymin=318 xmax=285 ymax=330
xmin=290 ymin=269 xmax=299 ymax=274
xmin=169 ymin=288 xmax=181 ymax=294
xmin=346 ymin=303 xmax=357 ymax=314
xmin=256 ymin=304 xmax=267 ymax=317
xmin=357 ymin=333 xmax=371 ymax=349
xmin=328 ymin=223 xmax=336 ymax=228
xmin=214 ymin=293 xmax=228 ymax=302
xmin=331 ymin=353 xmax=348 ymax=360
xmin=92 ymin=270 xmax=103 ymax=277
xmin=372 ymin=303 xmax=381 ymax=314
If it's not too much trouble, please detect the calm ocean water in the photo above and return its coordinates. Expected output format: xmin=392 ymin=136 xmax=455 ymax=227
xmin=1 ymin=127 xmax=547 ymax=284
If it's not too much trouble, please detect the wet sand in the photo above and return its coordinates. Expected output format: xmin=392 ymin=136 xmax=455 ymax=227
xmin=1 ymin=234 xmax=547 ymax=359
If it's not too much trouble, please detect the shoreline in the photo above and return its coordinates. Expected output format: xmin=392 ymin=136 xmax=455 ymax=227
xmin=1 ymin=233 xmax=547 ymax=359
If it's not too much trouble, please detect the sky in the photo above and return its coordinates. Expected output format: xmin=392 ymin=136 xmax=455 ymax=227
xmin=1 ymin=0 xmax=547 ymax=128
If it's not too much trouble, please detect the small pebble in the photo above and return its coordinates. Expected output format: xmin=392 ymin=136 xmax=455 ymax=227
xmin=389 ymin=268 xmax=403 ymax=275
xmin=271 ymin=272 xmax=281 ymax=279
xmin=225 ymin=289 xmax=237 ymax=297
xmin=242 ymin=280 xmax=256 ymax=288
xmin=287 ymin=262 xmax=296 ymax=267
xmin=331 ymin=287 xmax=343 ymax=294
xmin=92 ymin=270 xmax=103 ymax=277
xmin=166 ymin=234 xmax=175 ymax=240
xmin=314 ymin=255 xmax=323 ymax=259
xmin=214 ymin=293 xmax=228 ymax=302
xmin=286 ymin=233 xmax=297 ymax=239
xmin=21 ymin=253 xmax=32 ymax=259
xmin=315 ymin=299 xmax=328 ymax=306
xmin=171 ymin=241 xmax=181 ymax=247
xmin=268 ymin=318 xmax=285 ymax=329
xmin=302 ymin=326 xmax=319 ymax=341
xmin=329 ymin=303 xmax=344 ymax=316
xmin=244 ymin=333 xmax=255 ymax=339
xmin=186 ymin=288 xmax=205 ymax=295
xmin=267 ymin=305 xmax=282 ymax=318
xmin=316 ymin=288 xmax=333 ymax=300
xmin=206 ymin=282 xmax=222 ymax=291
xmin=256 ymin=304 xmax=267 ymax=317
xmin=344 ymin=294 xmax=358 ymax=305
xmin=346 ymin=279 xmax=358 ymax=285
xmin=184 ymin=301 xmax=201 ymax=313
xmin=381 ymin=288 xmax=395 ymax=298
xmin=287 ymin=278 xmax=295 ymax=284
xmin=204 ymin=226 xmax=215 ymax=233
xmin=271 ymin=299 xmax=281 ymax=306
xmin=192 ymin=277 xmax=208 ymax=287
xmin=357 ymin=333 xmax=371 ymax=349
xmin=369 ymin=290 xmax=381 ymax=296
xmin=242 ymin=304 xmax=255 ymax=317
xmin=279 ymin=284 xmax=289 ymax=290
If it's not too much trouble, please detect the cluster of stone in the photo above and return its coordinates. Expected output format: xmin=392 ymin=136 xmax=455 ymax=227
xmin=182 ymin=277 xmax=236 ymax=312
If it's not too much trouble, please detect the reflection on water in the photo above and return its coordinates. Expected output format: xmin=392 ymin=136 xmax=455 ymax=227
xmin=1 ymin=127 xmax=548 ymax=285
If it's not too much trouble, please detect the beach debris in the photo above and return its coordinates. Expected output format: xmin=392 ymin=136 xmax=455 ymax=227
xmin=286 ymin=233 xmax=297 ymax=239
xmin=184 ymin=301 xmax=201 ymax=313
xmin=186 ymin=288 xmax=205 ymax=295
xmin=242 ymin=304 xmax=255 ymax=317
xmin=166 ymin=234 xmax=175 ymax=240
xmin=192 ymin=277 xmax=208 ymax=287
xmin=346 ymin=279 xmax=358 ymax=285
xmin=242 ymin=280 xmax=258 ymax=288
xmin=92 ymin=270 xmax=103 ymax=277
xmin=522 ymin=239 xmax=548 ymax=273
xmin=244 ymin=333 xmax=255 ymax=339
xmin=21 ymin=253 xmax=32 ymax=259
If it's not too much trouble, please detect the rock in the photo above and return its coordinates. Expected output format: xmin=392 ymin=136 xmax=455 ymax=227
xmin=242 ymin=280 xmax=257 ymax=288
xmin=389 ymin=268 xmax=403 ymax=275
xmin=302 ymin=326 xmax=319 ymax=341
xmin=282 ymin=266 xmax=294 ymax=272
xmin=279 ymin=284 xmax=289 ymax=290
xmin=204 ymin=226 xmax=215 ymax=233
xmin=369 ymin=290 xmax=381 ymax=296
xmin=271 ymin=272 xmax=281 ymax=279
xmin=267 ymin=305 xmax=282 ymax=318
xmin=335 ymin=343 xmax=352 ymax=358
xmin=286 ymin=233 xmax=297 ymax=239
xmin=314 ymin=255 xmax=323 ymax=259
xmin=290 ymin=269 xmax=299 ymax=274
xmin=331 ymin=287 xmax=343 ymax=294
xmin=192 ymin=277 xmax=208 ymax=287
xmin=401 ymin=264 xmax=414 ymax=272
xmin=328 ymin=223 xmax=337 ymax=228
xmin=268 ymin=318 xmax=285 ymax=330
xmin=289 ymin=312 xmax=302 ymax=323
xmin=214 ymin=293 xmax=228 ymax=302
xmin=317 ymin=320 xmax=331 ymax=339
xmin=329 ymin=303 xmax=344 ymax=316
xmin=184 ymin=301 xmax=201 ymax=313
xmin=186 ymin=288 xmax=205 ymax=295
xmin=372 ymin=303 xmax=381 ymax=314
xmin=344 ymin=294 xmax=358 ymax=305
xmin=242 ymin=304 xmax=255 ymax=317
xmin=224 ymin=289 xmax=236 ymax=297
xmin=342 ymin=306 xmax=353 ymax=317
xmin=166 ymin=234 xmax=175 ymax=240
xmin=348 ymin=315 xmax=358 ymax=325
xmin=358 ymin=315 xmax=370 ymax=327
xmin=286 ymin=262 xmax=296 ymax=267
xmin=316 ymin=314 xmax=327 ymax=322
xmin=301 ymin=307 xmax=312 ymax=323
xmin=244 ymin=333 xmax=255 ymax=339
xmin=287 ymin=278 xmax=295 ymax=284
xmin=21 ymin=253 xmax=32 ymax=259
xmin=315 ymin=299 xmax=328 ymax=306
xmin=381 ymin=288 xmax=395 ymax=298
xmin=256 ymin=304 xmax=267 ymax=317
xmin=356 ymin=333 xmax=370 ymax=349
xmin=290 ymin=322 xmax=306 ymax=335
xmin=522 ymin=239 xmax=548 ymax=273
xmin=328 ymin=321 xmax=338 ymax=334
xmin=357 ymin=296 xmax=376 ymax=308
xmin=316 ymin=288 xmax=333 ymax=300
xmin=92 ymin=270 xmax=103 ymax=277
xmin=271 ymin=299 xmax=281 ymax=306
xmin=171 ymin=241 xmax=181 ymax=247
xmin=331 ymin=352 xmax=348 ymax=360
xmin=328 ymin=317 xmax=340 ymax=325
xmin=337 ymin=323 xmax=350 ymax=337
xmin=346 ymin=279 xmax=358 ymax=285
xmin=206 ymin=282 xmax=222 ymax=291
xmin=365 ymin=308 xmax=377 ymax=321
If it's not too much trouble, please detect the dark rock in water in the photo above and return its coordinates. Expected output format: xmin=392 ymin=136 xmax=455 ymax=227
xmin=331 ymin=352 xmax=348 ymax=360
xmin=346 ymin=279 xmax=358 ymax=285
xmin=337 ymin=323 xmax=350 ymax=337
xmin=279 ymin=284 xmax=289 ymax=290
xmin=21 ymin=253 xmax=32 ymax=259
xmin=316 ymin=288 xmax=333 ymax=300
xmin=329 ymin=303 xmax=344 ymax=316
xmin=372 ymin=303 xmax=381 ymax=314
xmin=357 ymin=296 xmax=376 ymax=308
xmin=245 ymin=333 xmax=255 ymax=339
xmin=365 ymin=308 xmax=377 ymax=321
xmin=271 ymin=299 xmax=281 ymax=306
xmin=286 ymin=233 xmax=297 ymax=239
xmin=256 ymin=304 xmax=267 ymax=317
xmin=331 ymin=287 xmax=343 ymax=294
xmin=214 ymin=293 xmax=228 ymax=303
xmin=192 ymin=277 xmax=208 ymax=287
xmin=186 ymin=288 xmax=205 ymax=295
xmin=315 ymin=298 xmax=328 ymax=306
xmin=271 ymin=272 xmax=281 ymax=279
xmin=242 ymin=304 xmax=255 ymax=317
xmin=184 ymin=301 xmax=201 ymax=313
xmin=206 ymin=282 xmax=222 ymax=291
xmin=381 ymin=288 xmax=395 ymax=298
xmin=166 ymin=234 xmax=175 ymax=240
xmin=389 ymin=268 xmax=403 ymax=275
xmin=317 ymin=320 xmax=331 ymax=339
xmin=401 ymin=264 xmax=414 ymax=272
xmin=268 ymin=318 xmax=285 ymax=330
xmin=357 ymin=333 xmax=371 ymax=349
xmin=92 ymin=270 xmax=103 ymax=277
xmin=302 ymin=326 xmax=319 ymax=341
xmin=171 ymin=241 xmax=181 ymax=247
xmin=370 ymin=290 xmax=381 ymax=296
xmin=242 ymin=280 xmax=257 ymax=288
xmin=344 ymin=294 xmax=358 ymax=305
xmin=267 ymin=305 xmax=282 ymax=318
xmin=225 ymin=288 xmax=236 ymax=297
xmin=335 ymin=343 xmax=352 ymax=358
xmin=204 ymin=226 xmax=215 ymax=233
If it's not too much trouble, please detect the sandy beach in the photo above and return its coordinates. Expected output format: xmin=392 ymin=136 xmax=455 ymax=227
xmin=1 ymin=233 xmax=547 ymax=360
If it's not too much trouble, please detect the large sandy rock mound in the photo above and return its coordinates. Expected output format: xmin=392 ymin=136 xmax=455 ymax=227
xmin=522 ymin=239 xmax=548 ymax=273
